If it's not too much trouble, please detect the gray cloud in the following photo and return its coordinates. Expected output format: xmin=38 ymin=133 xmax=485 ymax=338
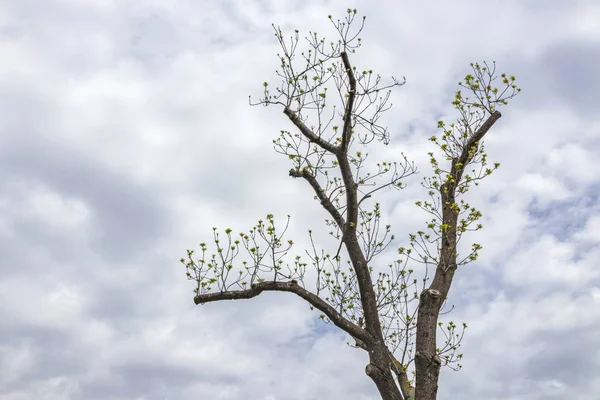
xmin=0 ymin=137 xmax=169 ymax=264
xmin=506 ymin=39 xmax=600 ymax=117
xmin=539 ymin=40 xmax=600 ymax=115
xmin=0 ymin=0 xmax=599 ymax=399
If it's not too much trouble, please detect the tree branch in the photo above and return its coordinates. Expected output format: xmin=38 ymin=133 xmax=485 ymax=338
xmin=194 ymin=280 xmax=372 ymax=345
xmin=289 ymin=168 xmax=346 ymax=229
xmin=415 ymin=110 xmax=503 ymax=400
xmin=283 ymin=107 xmax=339 ymax=154
xmin=340 ymin=51 xmax=357 ymax=154
xmin=388 ymin=351 xmax=416 ymax=400
xmin=456 ymin=110 xmax=501 ymax=175
xmin=337 ymin=51 xmax=360 ymax=229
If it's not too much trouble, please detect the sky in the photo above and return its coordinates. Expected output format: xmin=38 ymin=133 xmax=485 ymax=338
xmin=0 ymin=0 xmax=599 ymax=399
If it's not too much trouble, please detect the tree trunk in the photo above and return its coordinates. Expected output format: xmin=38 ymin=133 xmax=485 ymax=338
xmin=414 ymin=288 xmax=444 ymax=400
xmin=366 ymin=345 xmax=404 ymax=400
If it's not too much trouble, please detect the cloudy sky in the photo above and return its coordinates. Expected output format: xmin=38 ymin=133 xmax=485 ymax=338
xmin=1 ymin=0 xmax=599 ymax=399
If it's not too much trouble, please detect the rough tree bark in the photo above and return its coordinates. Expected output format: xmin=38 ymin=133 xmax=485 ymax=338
xmin=182 ymin=9 xmax=520 ymax=400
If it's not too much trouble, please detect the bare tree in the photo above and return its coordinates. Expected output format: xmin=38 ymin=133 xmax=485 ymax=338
xmin=181 ymin=9 xmax=520 ymax=400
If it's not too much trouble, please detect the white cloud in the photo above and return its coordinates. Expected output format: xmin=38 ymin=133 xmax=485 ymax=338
xmin=505 ymin=234 xmax=599 ymax=288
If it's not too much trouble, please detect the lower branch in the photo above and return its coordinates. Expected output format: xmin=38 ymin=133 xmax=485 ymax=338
xmin=194 ymin=280 xmax=371 ymax=345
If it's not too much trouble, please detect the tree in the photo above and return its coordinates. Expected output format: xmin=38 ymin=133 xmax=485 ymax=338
xmin=181 ymin=9 xmax=520 ymax=400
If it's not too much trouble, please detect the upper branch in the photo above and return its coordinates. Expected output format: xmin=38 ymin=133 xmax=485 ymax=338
xmin=283 ymin=107 xmax=339 ymax=154
xmin=340 ymin=51 xmax=357 ymax=154
xmin=438 ymin=111 xmax=502 ymax=276
xmin=289 ymin=168 xmax=346 ymax=228
xmin=451 ymin=110 xmax=502 ymax=183
xmin=194 ymin=280 xmax=372 ymax=345
xmin=414 ymin=63 xmax=521 ymax=400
